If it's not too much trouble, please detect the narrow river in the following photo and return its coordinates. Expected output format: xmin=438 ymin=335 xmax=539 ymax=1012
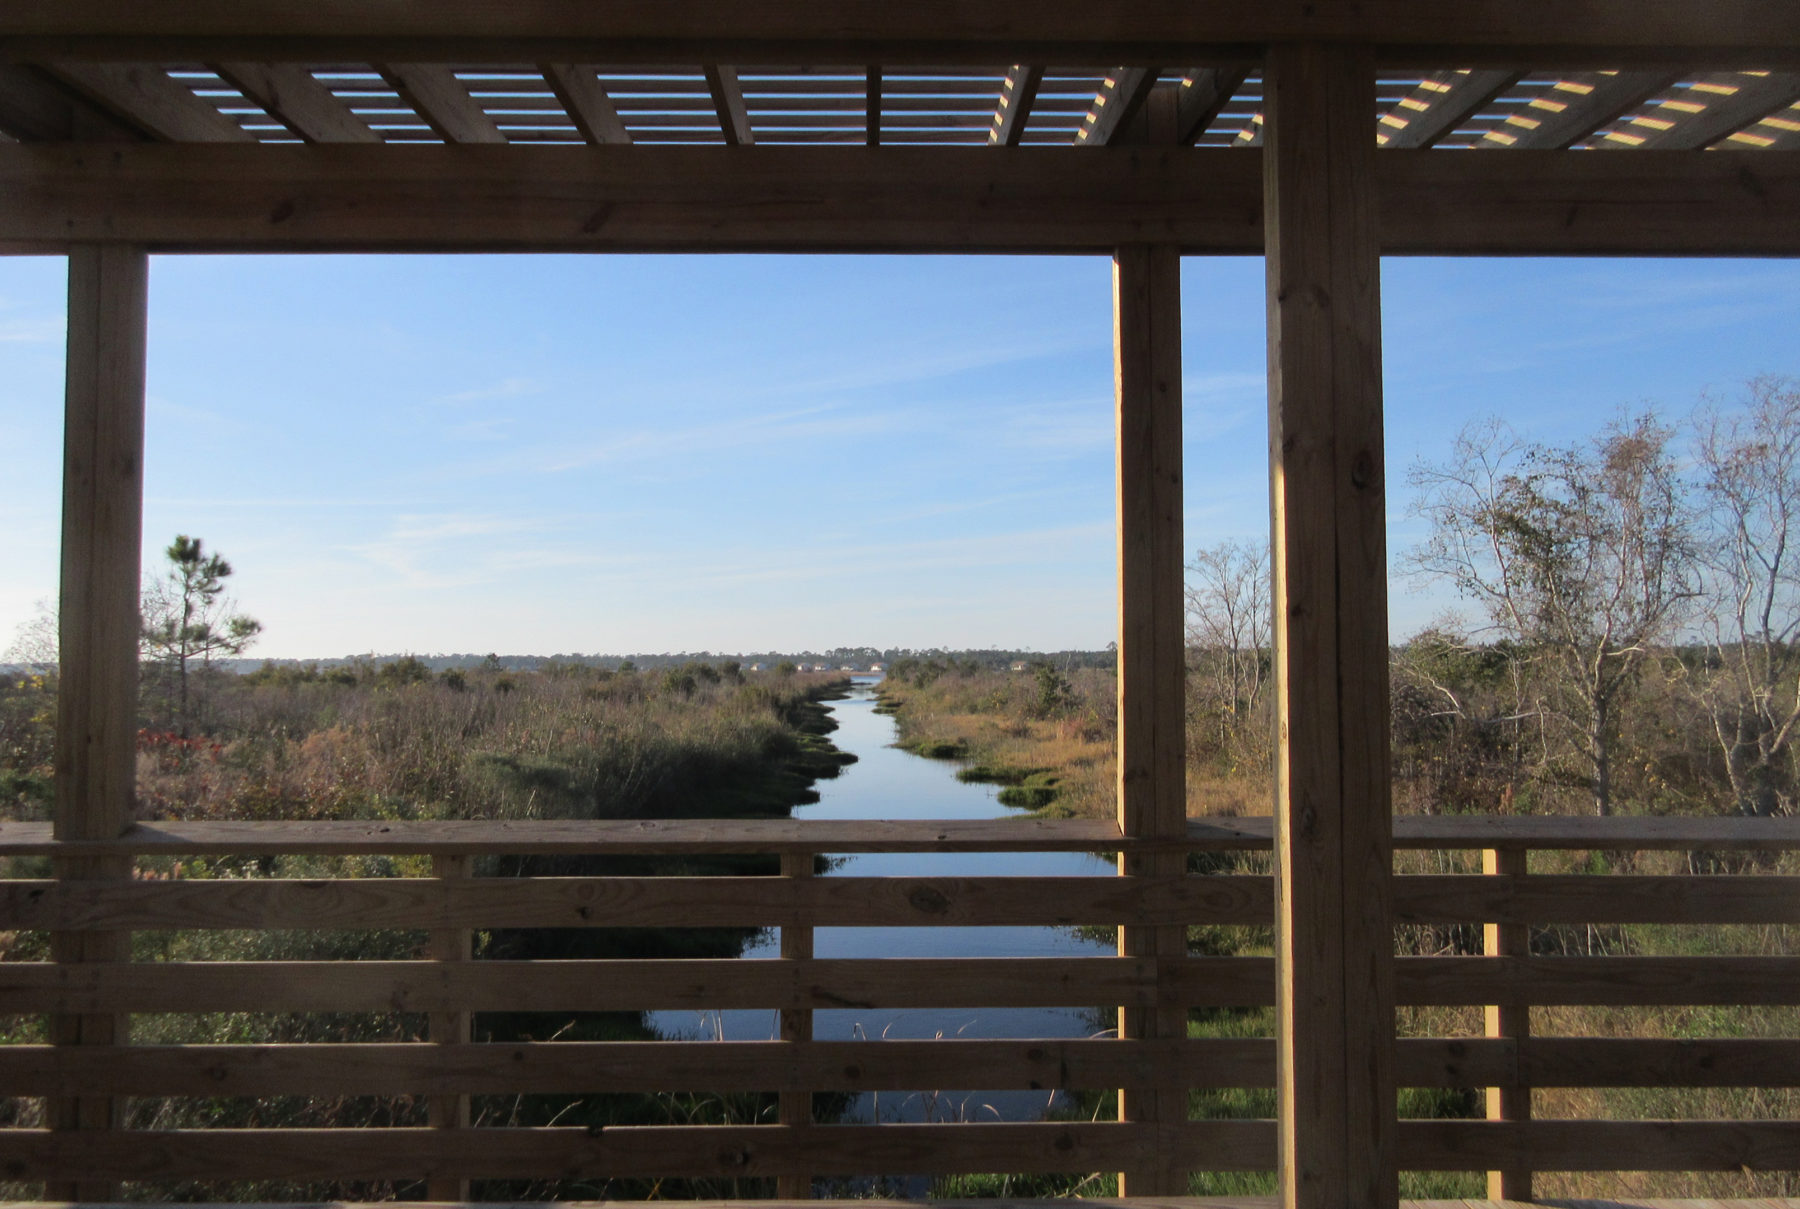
xmin=647 ymin=678 xmax=1118 ymax=1124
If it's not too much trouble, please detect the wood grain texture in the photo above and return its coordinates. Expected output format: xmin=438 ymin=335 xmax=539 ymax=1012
xmin=212 ymin=61 xmax=376 ymax=143
xmin=1 ymin=144 xmax=1799 ymax=257
xmin=541 ymin=63 xmax=630 ymax=145
xmin=1396 ymin=956 xmax=1800 ymax=1005
xmin=49 ymin=243 xmax=146 ymax=1202
xmin=1398 ymin=1120 xmax=1800 ymax=1171
xmin=380 ymin=64 xmax=504 ymax=144
xmin=1113 ymin=240 xmax=1188 ymax=1196
xmin=1265 ymin=42 xmax=1395 ymax=1209
xmin=0 ymin=1036 xmax=1257 ymax=1096
xmin=989 ymin=64 xmax=1043 ymax=146
xmin=425 ymin=853 xmax=470 ymax=1202
xmin=1396 ymin=873 xmax=1800 ymax=924
xmin=0 ymin=873 xmax=1267 ymax=931
xmin=0 ymin=956 xmax=1173 ymax=1014
xmin=45 ymin=62 xmax=254 ymax=142
xmin=1378 ymin=69 xmax=1520 ymax=148
xmin=1482 ymin=847 xmax=1531 ymax=1201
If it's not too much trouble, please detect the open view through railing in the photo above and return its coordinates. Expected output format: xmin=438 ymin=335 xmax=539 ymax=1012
xmin=0 ymin=811 xmax=1795 ymax=1199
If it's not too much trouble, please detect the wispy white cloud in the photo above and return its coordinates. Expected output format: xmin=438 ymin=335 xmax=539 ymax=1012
xmin=434 ymin=377 xmax=544 ymax=406
xmin=0 ymin=317 xmax=63 ymax=344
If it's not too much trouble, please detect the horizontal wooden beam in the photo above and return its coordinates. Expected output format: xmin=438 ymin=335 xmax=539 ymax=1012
xmin=0 ymin=873 xmax=1269 ymax=931
xmin=0 ymin=144 xmax=1797 ymax=256
xmin=1 ymin=2 xmax=1797 ymax=68
xmin=5 ymin=810 xmax=1800 ymax=856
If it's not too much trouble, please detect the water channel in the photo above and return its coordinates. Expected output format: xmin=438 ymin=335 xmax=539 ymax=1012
xmin=646 ymin=678 xmax=1118 ymax=1124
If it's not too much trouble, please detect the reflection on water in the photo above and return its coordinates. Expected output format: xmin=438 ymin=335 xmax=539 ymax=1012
xmin=645 ymin=679 xmax=1117 ymax=1123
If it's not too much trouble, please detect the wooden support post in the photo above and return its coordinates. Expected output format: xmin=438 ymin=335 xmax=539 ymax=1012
xmin=427 ymin=853 xmax=473 ymax=1202
xmin=1113 ymin=240 xmax=1187 ymax=1197
xmin=1484 ymin=845 xmax=1532 ymax=1201
xmin=1264 ymin=43 xmax=1397 ymax=1209
xmin=778 ymin=851 xmax=814 ymax=1199
xmin=50 ymin=243 xmax=147 ymax=1203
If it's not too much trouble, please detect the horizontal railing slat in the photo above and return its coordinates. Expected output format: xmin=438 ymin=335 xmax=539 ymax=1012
xmin=14 ymin=1037 xmax=1794 ymax=1097
xmin=1394 ymin=874 xmax=1800 ymax=924
xmin=1396 ymin=956 xmax=1800 ymax=1005
xmin=4 ymin=812 xmax=1797 ymax=857
xmin=1398 ymin=1119 xmax=1800 ymax=1171
xmin=0 ymin=956 xmax=1175 ymax=1013
xmin=15 ymin=956 xmax=1794 ymax=1012
xmin=0 ymin=874 xmax=1272 ymax=931
xmin=0 ymin=1121 xmax=1276 ymax=1181
xmin=13 ymin=871 xmax=1793 ymax=932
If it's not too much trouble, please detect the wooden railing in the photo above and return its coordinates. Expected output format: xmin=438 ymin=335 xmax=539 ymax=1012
xmin=0 ymin=813 xmax=1796 ymax=1196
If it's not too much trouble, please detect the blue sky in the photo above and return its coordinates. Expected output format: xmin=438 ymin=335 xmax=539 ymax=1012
xmin=2 ymin=252 xmax=1797 ymax=658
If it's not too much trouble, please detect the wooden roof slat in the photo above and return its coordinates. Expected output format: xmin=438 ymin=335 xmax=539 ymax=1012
xmin=865 ymin=64 xmax=880 ymax=145
xmin=1604 ymin=70 xmax=1800 ymax=150
xmin=704 ymin=63 xmax=754 ymax=144
xmin=1077 ymin=65 xmax=1161 ymax=145
xmin=212 ymin=61 xmax=377 ymax=143
xmin=46 ymin=61 xmax=254 ymax=141
xmin=0 ymin=61 xmax=141 ymax=140
xmin=989 ymin=63 xmax=1043 ymax=145
xmin=379 ymin=63 xmax=505 ymax=143
xmin=1173 ymin=64 xmax=1253 ymax=144
xmin=541 ymin=63 xmax=629 ymax=144
xmin=1378 ymin=67 xmax=1521 ymax=148
xmin=1479 ymin=69 xmax=1684 ymax=149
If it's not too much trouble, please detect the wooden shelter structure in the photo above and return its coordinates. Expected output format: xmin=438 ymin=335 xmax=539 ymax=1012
xmin=2 ymin=4 xmax=1800 ymax=1208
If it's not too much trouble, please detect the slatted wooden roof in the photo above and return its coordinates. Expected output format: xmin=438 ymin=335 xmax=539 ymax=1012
xmin=0 ymin=3 xmax=1797 ymax=256
xmin=3 ymin=61 xmax=1798 ymax=152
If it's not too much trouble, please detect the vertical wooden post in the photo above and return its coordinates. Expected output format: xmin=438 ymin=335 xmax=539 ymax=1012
xmin=1264 ymin=44 xmax=1397 ymax=1209
xmin=778 ymin=851 xmax=815 ymax=1198
xmin=50 ymin=244 xmax=148 ymax=1202
xmin=1484 ymin=845 xmax=1532 ymax=1201
xmin=1113 ymin=240 xmax=1187 ymax=1197
xmin=428 ymin=853 xmax=473 ymax=1201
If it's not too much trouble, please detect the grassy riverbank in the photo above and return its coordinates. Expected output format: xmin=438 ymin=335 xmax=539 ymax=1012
xmin=0 ymin=661 xmax=856 ymax=1200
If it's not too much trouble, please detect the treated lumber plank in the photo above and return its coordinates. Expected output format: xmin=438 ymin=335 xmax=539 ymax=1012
xmin=778 ymin=851 xmax=814 ymax=1199
xmin=212 ymin=62 xmax=376 ymax=143
xmin=0 ymin=1036 xmax=1263 ymax=1097
xmin=0 ymin=873 xmax=1269 ymax=931
xmin=1398 ymin=1120 xmax=1800 ymax=1172
xmin=3 ymin=3 xmax=1797 ymax=68
xmin=0 ymin=816 xmax=1139 ymax=856
xmin=426 ymin=853 xmax=470 ymax=1202
xmin=1379 ymin=69 xmax=1521 ymax=148
xmin=1478 ymin=70 xmax=1683 ymax=149
xmin=0 ymin=1121 xmax=1207 ymax=1182
xmin=989 ymin=64 xmax=1043 ymax=146
xmin=0 ymin=143 xmax=1262 ymax=254
xmin=0 ymin=956 xmax=1173 ymax=1014
xmin=0 ymin=63 xmax=141 ymax=141
xmin=1264 ymin=43 xmax=1395 ymax=1209
xmin=865 ymin=65 xmax=880 ymax=147
xmin=49 ymin=242 xmax=146 ymax=1203
xmin=1609 ymin=72 xmax=1800 ymax=150
xmin=705 ymin=64 xmax=754 ymax=144
xmin=380 ymin=63 xmax=504 ymax=143
xmin=4 ymin=144 xmax=1800 ymax=257
xmin=1396 ymin=956 xmax=1800 ymax=1006
xmin=1482 ymin=848 xmax=1532 ymax=1201
xmin=1079 ymin=67 xmax=1161 ymax=145
xmin=1396 ymin=874 xmax=1800 ymax=924
xmin=1113 ymin=238 xmax=1187 ymax=1197
xmin=45 ymin=62 xmax=253 ymax=142
xmin=541 ymin=63 xmax=630 ymax=145
xmin=1174 ymin=65 xmax=1254 ymax=145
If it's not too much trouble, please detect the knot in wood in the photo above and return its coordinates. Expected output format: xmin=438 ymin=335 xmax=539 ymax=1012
xmin=717 ymin=1146 xmax=753 ymax=1169
xmin=1350 ymin=449 xmax=1375 ymax=489
xmin=906 ymin=884 xmax=951 ymax=915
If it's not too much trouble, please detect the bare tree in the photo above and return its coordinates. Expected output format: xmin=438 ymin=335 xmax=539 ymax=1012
xmin=1409 ymin=414 xmax=1698 ymax=815
xmin=141 ymin=535 xmax=262 ymax=736
xmin=1692 ymin=376 xmax=1800 ymax=816
xmin=1185 ymin=539 xmax=1270 ymax=769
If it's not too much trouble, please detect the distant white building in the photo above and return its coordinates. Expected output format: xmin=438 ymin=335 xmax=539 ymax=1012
xmin=869 ymin=662 xmax=885 ymax=672
xmin=747 ymin=662 xmax=765 ymax=672
xmin=1011 ymin=661 xmax=1029 ymax=672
